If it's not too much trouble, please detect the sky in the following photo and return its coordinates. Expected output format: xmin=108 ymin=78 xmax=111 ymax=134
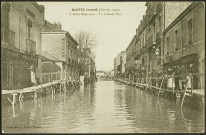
xmin=38 ymin=2 xmax=147 ymax=71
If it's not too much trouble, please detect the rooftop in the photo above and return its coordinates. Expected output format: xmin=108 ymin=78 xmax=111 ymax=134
xmin=43 ymin=20 xmax=65 ymax=32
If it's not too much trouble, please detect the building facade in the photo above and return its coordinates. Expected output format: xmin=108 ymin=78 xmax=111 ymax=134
xmin=120 ymin=51 xmax=126 ymax=78
xmin=114 ymin=51 xmax=126 ymax=79
xmin=163 ymin=2 xmax=205 ymax=89
xmin=42 ymin=21 xmax=80 ymax=80
xmin=1 ymin=2 xmax=44 ymax=89
xmin=114 ymin=53 xmax=121 ymax=78
xmin=134 ymin=1 xmax=192 ymax=79
xmin=126 ymin=36 xmax=137 ymax=81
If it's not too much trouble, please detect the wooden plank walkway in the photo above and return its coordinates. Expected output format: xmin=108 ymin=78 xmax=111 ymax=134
xmin=115 ymin=79 xmax=204 ymax=97
xmin=2 ymin=80 xmax=61 ymax=95
xmin=2 ymin=80 xmax=81 ymax=107
xmin=115 ymin=79 xmax=204 ymax=110
xmin=186 ymin=89 xmax=204 ymax=98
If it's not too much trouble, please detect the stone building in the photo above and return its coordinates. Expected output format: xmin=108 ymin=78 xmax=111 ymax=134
xmin=120 ymin=51 xmax=127 ymax=78
xmin=163 ymin=2 xmax=205 ymax=89
xmin=125 ymin=36 xmax=136 ymax=81
xmin=1 ymin=2 xmax=44 ymax=89
xmin=42 ymin=20 xmax=80 ymax=80
xmin=114 ymin=53 xmax=121 ymax=78
xmin=114 ymin=51 xmax=126 ymax=79
xmin=135 ymin=16 xmax=148 ymax=80
xmin=134 ymin=1 xmax=192 ymax=79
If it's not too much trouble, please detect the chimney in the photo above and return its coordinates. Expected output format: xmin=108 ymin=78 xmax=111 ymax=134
xmin=57 ymin=21 xmax=62 ymax=30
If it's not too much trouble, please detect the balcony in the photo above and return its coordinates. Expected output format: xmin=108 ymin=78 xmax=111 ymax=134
xmin=134 ymin=49 xmax=141 ymax=60
xmin=146 ymin=5 xmax=157 ymax=23
xmin=26 ymin=39 xmax=36 ymax=54
xmin=156 ymin=2 xmax=162 ymax=12
xmin=140 ymin=34 xmax=156 ymax=54
xmin=68 ymin=57 xmax=71 ymax=65
xmin=156 ymin=32 xmax=161 ymax=42
xmin=2 ymin=28 xmax=15 ymax=47
xmin=146 ymin=34 xmax=156 ymax=47
xmin=164 ymin=54 xmax=172 ymax=65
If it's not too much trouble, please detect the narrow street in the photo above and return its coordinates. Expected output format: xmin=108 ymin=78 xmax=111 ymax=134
xmin=2 ymin=81 xmax=204 ymax=133
xmin=1 ymin=1 xmax=205 ymax=134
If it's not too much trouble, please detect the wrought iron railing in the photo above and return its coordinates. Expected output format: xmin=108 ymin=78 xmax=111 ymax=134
xmin=146 ymin=4 xmax=157 ymax=22
xmin=145 ymin=34 xmax=154 ymax=47
xmin=156 ymin=32 xmax=161 ymax=42
xmin=156 ymin=2 xmax=162 ymax=12
xmin=2 ymin=28 xmax=15 ymax=47
xmin=36 ymin=72 xmax=73 ymax=84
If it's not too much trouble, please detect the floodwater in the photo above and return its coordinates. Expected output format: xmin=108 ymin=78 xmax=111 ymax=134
xmin=2 ymin=81 xmax=205 ymax=133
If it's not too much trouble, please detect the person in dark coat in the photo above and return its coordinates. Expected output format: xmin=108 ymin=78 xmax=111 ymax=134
xmin=174 ymin=66 xmax=180 ymax=90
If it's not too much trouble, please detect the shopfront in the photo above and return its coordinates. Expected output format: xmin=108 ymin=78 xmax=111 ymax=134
xmin=163 ymin=53 xmax=199 ymax=89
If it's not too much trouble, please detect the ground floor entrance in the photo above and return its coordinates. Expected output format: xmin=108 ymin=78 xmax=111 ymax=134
xmin=1 ymin=48 xmax=38 ymax=90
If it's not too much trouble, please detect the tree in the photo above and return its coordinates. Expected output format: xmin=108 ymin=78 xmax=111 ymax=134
xmin=75 ymin=31 xmax=97 ymax=54
xmin=75 ymin=31 xmax=97 ymax=83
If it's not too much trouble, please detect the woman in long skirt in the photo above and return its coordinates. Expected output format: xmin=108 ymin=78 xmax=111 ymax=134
xmin=28 ymin=65 xmax=37 ymax=86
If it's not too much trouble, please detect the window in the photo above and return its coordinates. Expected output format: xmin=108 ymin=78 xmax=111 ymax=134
xmin=27 ymin=19 xmax=32 ymax=39
xmin=153 ymin=22 xmax=155 ymax=40
xmin=2 ymin=3 xmax=10 ymax=42
xmin=187 ymin=18 xmax=193 ymax=45
xmin=26 ymin=9 xmax=35 ymax=18
xmin=140 ymin=39 xmax=142 ymax=49
xmin=174 ymin=29 xmax=178 ymax=51
xmin=159 ymin=16 xmax=161 ymax=32
xmin=142 ymin=58 xmax=145 ymax=65
xmin=142 ymin=33 xmax=145 ymax=46
xmin=166 ymin=37 xmax=170 ymax=54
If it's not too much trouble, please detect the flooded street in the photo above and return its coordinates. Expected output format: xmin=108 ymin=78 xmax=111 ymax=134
xmin=2 ymin=81 xmax=204 ymax=133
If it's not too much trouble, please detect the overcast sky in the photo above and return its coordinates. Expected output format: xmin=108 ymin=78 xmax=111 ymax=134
xmin=38 ymin=2 xmax=147 ymax=71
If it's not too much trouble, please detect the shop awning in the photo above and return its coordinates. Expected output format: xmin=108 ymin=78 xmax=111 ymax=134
xmin=163 ymin=53 xmax=197 ymax=67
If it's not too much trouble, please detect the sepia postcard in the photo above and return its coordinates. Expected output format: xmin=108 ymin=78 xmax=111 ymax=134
xmin=1 ymin=1 xmax=205 ymax=134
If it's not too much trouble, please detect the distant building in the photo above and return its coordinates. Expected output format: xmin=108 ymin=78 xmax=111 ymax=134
xmin=96 ymin=71 xmax=105 ymax=77
xmin=120 ymin=51 xmax=126 ymax=78
xmin=110 ymin=69 xmax=114 ymax=76
xmin=1 ymin=2 xmax=44 ymax=89
xmin=114 ymin=53 xmax=120 ymax=78
xmin=125 ymin=36 xmax=136 ymax=81
xmin=115 ymin=55 xmax=119 ymax=78
xmin=114 ymin=51 xmax=126 ymax=79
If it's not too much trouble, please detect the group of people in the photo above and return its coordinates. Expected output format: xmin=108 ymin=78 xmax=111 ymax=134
xmin=164 ymin=64 xmax=195 ymax=90
xmin=27 ymin=63 xmax=94 ymax=87
xmin=146 ymin=64 xmax=196 ymax=90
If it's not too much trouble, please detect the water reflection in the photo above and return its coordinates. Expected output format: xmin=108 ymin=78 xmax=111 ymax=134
xmin=2 ymin=81 xmax=204 ymax=133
